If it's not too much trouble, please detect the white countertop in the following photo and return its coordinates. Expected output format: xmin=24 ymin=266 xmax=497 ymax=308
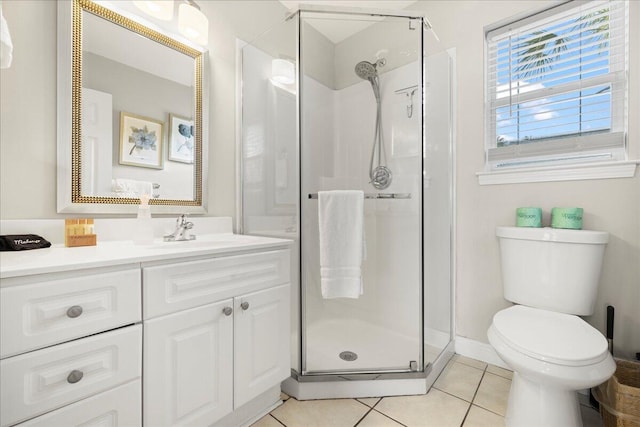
xmin=0 ymin=233 xmax=292 ymax=280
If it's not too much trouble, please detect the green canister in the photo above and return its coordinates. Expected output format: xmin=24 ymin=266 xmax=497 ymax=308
xmin=516 ymin=207 xmax=542 ymax=227
xmin=551 ymin=207 xmax=583 ymax=229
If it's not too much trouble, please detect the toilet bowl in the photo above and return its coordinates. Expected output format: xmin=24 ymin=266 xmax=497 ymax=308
xmin=489 ymin=227 xmax=615 ymax=427
xmin=488 ymin=305 xmax=615 ymax=427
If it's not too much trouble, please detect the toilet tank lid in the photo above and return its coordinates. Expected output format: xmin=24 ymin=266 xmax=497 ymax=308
xmin=492 ymin=305 xmax=609 ymax=366
xmin=496 ymin=226 xmax=609 ymax=244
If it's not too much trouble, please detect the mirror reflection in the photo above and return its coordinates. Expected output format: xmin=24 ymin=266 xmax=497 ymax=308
xmin=64 ymin=0 xmax=205 ymax=211
xmin=82 ymin=10 xmax=195 ymax=200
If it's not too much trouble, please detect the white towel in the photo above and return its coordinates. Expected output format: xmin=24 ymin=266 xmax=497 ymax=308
xmin=0 ymin=7 xmax=13 ymax=69
xmin=318 ymin=190 xmax=364 ymax=299
xmin=111 ymin=178 xmax=153 ymax=198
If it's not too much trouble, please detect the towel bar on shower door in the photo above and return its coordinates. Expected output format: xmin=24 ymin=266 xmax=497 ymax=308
xmin=307 ymin=193 xmax=411 ymax=199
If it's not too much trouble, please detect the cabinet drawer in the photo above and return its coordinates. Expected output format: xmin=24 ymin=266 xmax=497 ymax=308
xmin=1 ymin=268 xmax=141 ymax=358
xmin=1 ymin=324 xmax=141 ymax=427
xmin=143 ymin=249 xmax=289 ymax=319
xmin=19 ymin=380 xmax=141 ymax=427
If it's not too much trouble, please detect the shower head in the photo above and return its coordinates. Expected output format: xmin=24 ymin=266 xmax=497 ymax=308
xmin=355 ymin=61 xmax=378 ymax=80
xmin=356 ymin=60 xmax=382 ymax=102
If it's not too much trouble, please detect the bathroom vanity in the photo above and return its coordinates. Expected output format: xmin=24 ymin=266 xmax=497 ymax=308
xmin=0 ymin=225 xmax=291 ymax=427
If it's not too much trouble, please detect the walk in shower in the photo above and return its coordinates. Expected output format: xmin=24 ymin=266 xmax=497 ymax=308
xmin=239 ymin=5 xmax=454 ymax=398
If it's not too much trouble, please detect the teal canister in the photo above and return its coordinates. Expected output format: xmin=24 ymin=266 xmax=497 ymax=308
xmin=551 ymin=207 xmax=583 ymax=229
xmin=515 ymin=207 xmax=542 ymax=227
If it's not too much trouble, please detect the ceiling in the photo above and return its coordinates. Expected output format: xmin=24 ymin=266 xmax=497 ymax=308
xmin=278 ymin=0 xmax=419 ymax=44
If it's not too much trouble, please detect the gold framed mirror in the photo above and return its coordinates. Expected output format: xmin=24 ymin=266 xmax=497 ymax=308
xmin=57 ymin=0 xmax=208 ymax=214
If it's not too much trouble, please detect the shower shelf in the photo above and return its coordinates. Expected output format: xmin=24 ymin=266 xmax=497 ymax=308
xmin=307 ymin=193 xmax=411 ymax=199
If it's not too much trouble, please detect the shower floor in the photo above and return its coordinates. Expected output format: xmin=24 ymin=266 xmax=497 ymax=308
xmin=304 ymin=318 xmax=420 ymax=373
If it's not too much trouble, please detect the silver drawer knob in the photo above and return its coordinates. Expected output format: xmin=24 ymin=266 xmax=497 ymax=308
xmin=240 ymin=302 xmax=249 ymax=311
xmin=67 ymin=370 xmax=84 ymax=384
xmin=222 ymin=307 xmax=233 ymax=316
xmin=66 ymin=305 xmax=83 ymax=318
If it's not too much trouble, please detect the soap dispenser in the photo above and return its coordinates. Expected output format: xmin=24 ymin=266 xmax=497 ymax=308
xmin=134 ymin=195 xmax=154 ymax=245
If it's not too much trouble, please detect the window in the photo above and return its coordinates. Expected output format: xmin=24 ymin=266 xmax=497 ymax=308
xmin=485 ymin=0 xmax=629 ymax=172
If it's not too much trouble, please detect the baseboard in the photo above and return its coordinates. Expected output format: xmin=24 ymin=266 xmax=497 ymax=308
xmin=454 ymin=336 xmax=509 ymax=369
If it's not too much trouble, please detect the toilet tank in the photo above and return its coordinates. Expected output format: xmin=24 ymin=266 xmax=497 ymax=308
xmin=496 ymin=226 xmax=609 ymax=315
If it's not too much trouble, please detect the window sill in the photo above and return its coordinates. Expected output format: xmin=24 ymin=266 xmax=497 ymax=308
xmin=476 ymin=160 xmax=639 ymax=185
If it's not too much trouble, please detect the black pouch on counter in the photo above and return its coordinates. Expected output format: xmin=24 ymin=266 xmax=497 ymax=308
xmin=0 ymin=235 xmax=52 ymax=251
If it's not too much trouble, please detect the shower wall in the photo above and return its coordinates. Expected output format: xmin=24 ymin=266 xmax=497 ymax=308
xmin=423 ymin=50 xmax=454 ymax=362
xmin=301 ymin=67 xmax=423 ymax=372
xmin=302 ymin=61 xmax=422 ymax=333
xmin=240 ymin=16 xmax=300 ymax=372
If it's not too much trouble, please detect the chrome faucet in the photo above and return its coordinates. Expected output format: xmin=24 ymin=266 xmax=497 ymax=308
xmin=164 ymin=214 xmax=196 ymax=242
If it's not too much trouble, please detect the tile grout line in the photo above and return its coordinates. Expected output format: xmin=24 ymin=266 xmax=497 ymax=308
xmin=371 ymin=407 xmax=409 ymax=427
xmin=356 ymin=398 xmax=381 ymax=410
xmin=471 ymin=402 xmax=507 ymax=418
xmin=269 ymin=413 xmax=287 ymax=427
xmin=459 ymin=365 xmax=488 ymax=426
xmin=471 ymin=371 xmax=512 ymax=418
xmin=432 ymin=387 xmax=477 ymax=405
xmin=361 ymin=396 xmax=409 ymax=427
xmin=353 ymin=406 xmax=375 ymax=427
xmin=354 ymin=398 xmax=389 ymax=427
xmin=485 ymin=368 xmax=513 ymax=381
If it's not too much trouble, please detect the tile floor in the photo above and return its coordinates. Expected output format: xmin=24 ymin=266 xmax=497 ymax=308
xmin=251 ymin=354 xmax=604 ymax=427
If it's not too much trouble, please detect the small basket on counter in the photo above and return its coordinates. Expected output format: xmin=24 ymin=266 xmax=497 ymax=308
xmin=64 ymin=219 xmax=97 ymax=247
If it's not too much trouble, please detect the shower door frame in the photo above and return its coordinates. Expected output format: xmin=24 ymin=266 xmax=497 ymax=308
xmin=296 ymin=6 xmax=429 ymax=379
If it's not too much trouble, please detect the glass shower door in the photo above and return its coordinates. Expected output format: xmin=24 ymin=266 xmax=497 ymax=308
xmin=300 ymin=12 xmax=424 ymax=374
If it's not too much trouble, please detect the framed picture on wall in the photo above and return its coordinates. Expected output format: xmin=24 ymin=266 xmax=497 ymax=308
xmin=119 ymin=112 xmax=164 ymax=169
xmin=168 ymin=114 xmax=194 ymax=164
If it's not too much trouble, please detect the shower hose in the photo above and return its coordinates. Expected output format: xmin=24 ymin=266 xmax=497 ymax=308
xmin=369 ymin=76 xmax=392 ymax=190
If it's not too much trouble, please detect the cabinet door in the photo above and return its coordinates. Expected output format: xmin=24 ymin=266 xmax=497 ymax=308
xmin=234 ymin=284 xmax=290 ymax=408
xmin=144 ymin=300 xmax=234 ymax=427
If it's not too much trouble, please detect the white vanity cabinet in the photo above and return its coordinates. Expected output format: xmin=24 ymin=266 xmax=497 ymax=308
xmin=142 ymin=249 xmax=291 ymax=427
xmin=0 ymin=266 xmax=142 ymax=427
xmin=0 ymin=228 xmax=292 ymax=427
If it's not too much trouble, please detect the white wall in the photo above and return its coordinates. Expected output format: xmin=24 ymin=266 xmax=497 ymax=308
xmin=407 ymin=0 xmax=640 ymax=360
xmin=0 ymin=0 xmax=288 ymax=219
xmin=0 ymin=1 xmax=57 ymax=219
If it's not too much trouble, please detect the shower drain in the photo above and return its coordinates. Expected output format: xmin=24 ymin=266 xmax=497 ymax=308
xmin=339 ymin=351 xmax=358 ymax=362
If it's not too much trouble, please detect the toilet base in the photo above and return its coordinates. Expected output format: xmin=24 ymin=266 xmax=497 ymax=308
xmin=507 ymin=372 xmax=582 ymax=427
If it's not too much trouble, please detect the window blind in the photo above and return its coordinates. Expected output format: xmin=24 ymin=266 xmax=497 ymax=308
xmin=485 ymin=0 xmax=628 ymax=170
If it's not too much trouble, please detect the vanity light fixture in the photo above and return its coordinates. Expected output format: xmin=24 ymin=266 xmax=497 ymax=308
xmin=132 ymin=1 xmax=174 ymax=21
xmin=178 ymin=0 xmax=208 ymax=46
xmin=271 ymin=59 xmax=295 ymax=85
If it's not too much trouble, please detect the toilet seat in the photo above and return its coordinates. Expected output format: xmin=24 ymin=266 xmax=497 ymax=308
xmin=492 ymin=305 xmax=609 ymax=367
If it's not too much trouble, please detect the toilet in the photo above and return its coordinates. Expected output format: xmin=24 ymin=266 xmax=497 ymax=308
xmin=488 ymin=226 xmax=616 ymax=427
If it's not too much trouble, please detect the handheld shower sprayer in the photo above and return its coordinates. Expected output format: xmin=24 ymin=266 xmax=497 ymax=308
xmin=354 ymin=58 xmax=391 ymax=190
